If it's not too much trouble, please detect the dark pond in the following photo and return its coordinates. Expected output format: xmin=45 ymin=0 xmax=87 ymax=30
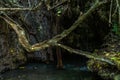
xmin=0 ymin=63 xmax=102 ymax=80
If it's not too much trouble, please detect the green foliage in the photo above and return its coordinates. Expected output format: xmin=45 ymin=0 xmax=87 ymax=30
xmin=9 ymin=0 xmax=17 ymax=3
xmin=56 ymin=8 xmax=63 ymax=16
xmin=112 ymin=23 xmax=120 ymax=36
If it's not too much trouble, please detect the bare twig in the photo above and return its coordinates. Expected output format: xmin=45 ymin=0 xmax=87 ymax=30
xmin=55 ymin=43 xmax=115 ymax=65
xmin=0 ymin=0 xmax=67 ymax=11
xmin=109 ymin=0 xmax=113 ymax=26
xmin=116 ymin=0 xmax=120 ymax=27
xmin=49 ymin=0 xmax=67 ymax=10
xmin=0 ymin=7 xmax=32 ymax=11
xmin=112 ymin=6 xmax=118 ymax=17
xmin=0 ymin=1 xmax=42 ymax=11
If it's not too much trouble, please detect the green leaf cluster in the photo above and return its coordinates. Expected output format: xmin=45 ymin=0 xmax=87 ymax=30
xmin=112 ymin=23 xmax=120 ymax=36
xmin=56 ymin=8 xmax=63 ymax=16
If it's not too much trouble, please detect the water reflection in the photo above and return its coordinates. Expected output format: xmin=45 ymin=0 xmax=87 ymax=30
xmin=1 ymin=63 xmax=101 ymax=80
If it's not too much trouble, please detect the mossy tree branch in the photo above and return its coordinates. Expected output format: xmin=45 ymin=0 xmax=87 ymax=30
xmin=0 ymin=1 xmax=42 ymax=11
xmin=0 ymin=0 xmax=115 ymax=67
xmin=116 ymin=0 xmax=120 ymax=27
xmin=55 ymin=43 xmax=115 ymax=65
xmin=0 ymin=0 xmax=67 ymax=11
xmin=1 ymin=1 xmax=103 ymax=51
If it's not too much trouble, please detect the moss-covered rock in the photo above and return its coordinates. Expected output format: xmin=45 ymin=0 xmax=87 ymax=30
xmin=0 ymin=21 xmax=26 ymax=73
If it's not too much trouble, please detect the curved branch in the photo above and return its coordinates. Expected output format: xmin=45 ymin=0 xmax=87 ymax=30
xmin=55 ymin=43 xmax=115 ymax=65
xmin=0 ymin=1 xmax=116 ymax=66
xmin=0 ymin=2 xmax=42 ymax=11
xmin=0 ymin=1 xmax=105 ymax=52
xmin=0 ymin=7 xmax=32 ymax=11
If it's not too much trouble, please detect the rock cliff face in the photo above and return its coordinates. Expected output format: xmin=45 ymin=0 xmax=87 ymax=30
xmin=0 ymin=21 xmax=26 ymax=73
xmin=0 ymin=0 xmax=54 ymax=72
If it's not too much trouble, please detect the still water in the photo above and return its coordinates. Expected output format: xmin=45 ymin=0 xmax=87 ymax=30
xmin=0 ymin=63 xmax=101 ymax=80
